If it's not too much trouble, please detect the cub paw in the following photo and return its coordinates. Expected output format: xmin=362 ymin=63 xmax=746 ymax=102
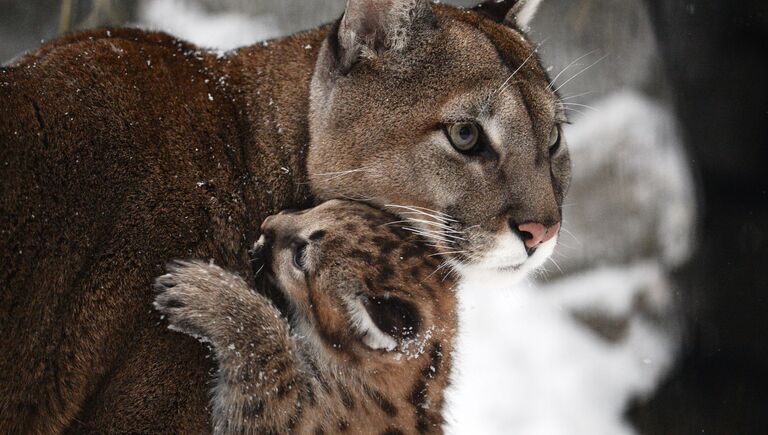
xmin=153 ymin=260 xmax=236 ymax=342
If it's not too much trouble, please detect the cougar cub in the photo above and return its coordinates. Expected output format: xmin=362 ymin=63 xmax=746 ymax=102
xmin=154 ymin=200 xmax=457 ymax=434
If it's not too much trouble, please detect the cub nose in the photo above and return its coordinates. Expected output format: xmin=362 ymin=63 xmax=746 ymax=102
xmin=260 ymin=213 xmax=300 ymax=247
xmin=513 ymin=221 xmax=561 ymax=249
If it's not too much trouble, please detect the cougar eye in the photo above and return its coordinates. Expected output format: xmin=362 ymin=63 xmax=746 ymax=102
xmin=291 ymin=240 xmax=308 ymax=270
xmin=548 ymin=125 xmax=561 ymax=155
xmin=447 ymin=122 xmax=480 ymax=153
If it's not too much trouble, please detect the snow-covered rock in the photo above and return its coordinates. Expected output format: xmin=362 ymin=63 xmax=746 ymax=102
xmin=138 ymin=0 xmax=282 ymax=52
xmin=557 ymin=91 xmax=696 ymax=275
xmin=445 ymin=262 xmax=678 ymax=435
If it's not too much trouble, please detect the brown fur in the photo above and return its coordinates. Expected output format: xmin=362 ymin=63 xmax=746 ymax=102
xmin=154 ymin=201 xmax=457 ymax=435
xmin=1 ymin=27 xmax=322 ymax=434
xmin=1 ymin=1 xmax=568 ymax=432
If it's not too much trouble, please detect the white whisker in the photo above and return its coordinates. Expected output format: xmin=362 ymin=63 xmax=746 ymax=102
xmin=309 ymin=167 xmax=369 ymax=183
xmin=559 ymin=102 xmax=598 ymax=111
xmin=253 ymin=264 xmax=265 ymax=277
xmin=400 ymin=204 xmax=455 ymax=219
xmin=402 ymin=228 xmax=454 ymax=244
xmin=559 ymin=226 xmax=582 ymax=245
xmin=423 ymin=260 xmax=453 ymax=282
xmin=560 ymin=90 xmax=595 ymax=101
xmin=553 ymin=54 xmax=609 ymax=94
xmin=429 ymin=250 xmax=468 ymax=258
xmin=384 ymin=218 xmax=460 ymax=233
xmin=481 ymin=39 xmax=549 ymax=113
xmin=554 ymin=241 xmax=577 ymax=252
xmin=492 ymin=51 xmax=536 ymax=98
xmin=547 ymin=257 xmax=564 ymax=274
xmin=548 ymin=50 xmax=598 ymax=90
xmin=561 ymin=107 xmax=587 ymax=116
xmin=403 ymin=227 xmax=466 ymax=243
xmin=384 ymin=204 xmax=458 ymax=223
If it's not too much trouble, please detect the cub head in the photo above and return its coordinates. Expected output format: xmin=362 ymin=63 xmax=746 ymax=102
xmin=253 ymin=200 xmax=454 ymax=357
xmin=309 ymin=0 xmax=570 ymax=281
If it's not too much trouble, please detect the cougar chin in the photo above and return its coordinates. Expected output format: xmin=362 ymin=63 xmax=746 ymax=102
xmin=456 ymin=233 xmax=558 ymax=284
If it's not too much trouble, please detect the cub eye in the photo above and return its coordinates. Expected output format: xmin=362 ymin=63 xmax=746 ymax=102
xmin=548 ymin=125 xmax=562 ymax=155
xmin=291 ymin=240 xmax=308 ymax=270
xmin=446 ymin=122 xmax=480 ymax=153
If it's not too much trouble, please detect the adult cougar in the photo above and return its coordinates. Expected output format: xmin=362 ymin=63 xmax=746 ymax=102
xmin=0 ymin=0 xmax=570 ymax=432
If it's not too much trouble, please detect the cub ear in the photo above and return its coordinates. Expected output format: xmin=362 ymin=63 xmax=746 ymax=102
xmin=472 ymin=0 xmax=544 ymax=30
xmin=363 ymin=295 xmax=421 ymax=341
xmin=334 ymin=0 xmax=436 ymax=72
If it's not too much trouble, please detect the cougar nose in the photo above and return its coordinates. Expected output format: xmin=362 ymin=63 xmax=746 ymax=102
xmin=514 ymin=221 xmax=561 ymax=249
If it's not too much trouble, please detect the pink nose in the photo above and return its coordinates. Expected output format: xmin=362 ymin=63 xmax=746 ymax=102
xmin=517 ymin=222 xmax=561 ymax=249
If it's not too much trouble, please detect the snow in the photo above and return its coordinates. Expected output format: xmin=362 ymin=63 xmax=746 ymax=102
xmin=137 ymin=0 xmax=282 ymax=52
xmin=445 ymin=263 xmax=677 ymax=435
xmin=558 ymin=91 xmax=696 ymax=273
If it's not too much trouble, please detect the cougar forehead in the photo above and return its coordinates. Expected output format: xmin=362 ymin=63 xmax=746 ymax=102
xmin=308 ymin=3 xmax=570 ymax=279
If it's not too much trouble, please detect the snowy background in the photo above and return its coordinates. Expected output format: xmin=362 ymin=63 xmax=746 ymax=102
xmin=1 ymin=1 xmax=700 ymax=434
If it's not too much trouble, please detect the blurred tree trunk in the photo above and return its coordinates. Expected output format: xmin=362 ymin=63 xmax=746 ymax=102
xmin=629 ymin=1 xmax=768 ymax=434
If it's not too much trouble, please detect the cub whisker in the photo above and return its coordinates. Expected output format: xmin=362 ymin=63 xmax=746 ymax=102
xmin=429 ymin=251 xmax=468 ymax=258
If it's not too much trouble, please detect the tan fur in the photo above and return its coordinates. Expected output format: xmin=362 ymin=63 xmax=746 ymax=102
xmin=309 ymin=3 xmax=570 ymax=267
xmin=1 ymin=1 xmax=565 ymax=432
xmin=154 ymin=201 xmax=457 ymax=434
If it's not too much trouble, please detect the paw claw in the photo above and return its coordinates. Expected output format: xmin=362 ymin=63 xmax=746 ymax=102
xmin=153 ymin=273 xmax=178 ymax=291
xmin=163 ymin=297 xmax=186 ymax=309
xmin=152 ymin=260 xmax=219 ymax=340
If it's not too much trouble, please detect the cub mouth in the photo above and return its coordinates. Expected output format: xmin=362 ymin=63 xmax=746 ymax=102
xmin=248 ymin=235 xmax=292 ymax=315
xmin=250 ymin=235 xmax=271 ymax=274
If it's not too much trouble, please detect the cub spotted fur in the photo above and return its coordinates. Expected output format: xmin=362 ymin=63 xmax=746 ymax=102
xmin=154 ymin=200 xmax=457 ymax=434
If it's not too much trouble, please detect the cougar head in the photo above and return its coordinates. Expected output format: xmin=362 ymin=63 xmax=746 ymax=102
xmin=308 ymin=0 xmax=570 ymax=281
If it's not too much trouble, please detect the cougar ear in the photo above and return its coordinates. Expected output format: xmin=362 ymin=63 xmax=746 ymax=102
xmin=472 ymin=0 xmax=544 ymax=30
xmin=333 ymin=0 xmax=436 ymax=72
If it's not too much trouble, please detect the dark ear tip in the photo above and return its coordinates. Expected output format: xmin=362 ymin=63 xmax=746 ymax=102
xmin=330 ymin=0 xmax=438 ymax=75
xmin=471 ymin=0 xmax=518 ymax=24
xmin=326 ymin=17 xmax=354 ymax=75
xmin=327 ymin=17 xmax=344 ymax=59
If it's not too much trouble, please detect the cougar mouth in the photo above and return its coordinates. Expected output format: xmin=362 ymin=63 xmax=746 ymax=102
xmin=447 ymin=227 xmax=559 ymax=283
